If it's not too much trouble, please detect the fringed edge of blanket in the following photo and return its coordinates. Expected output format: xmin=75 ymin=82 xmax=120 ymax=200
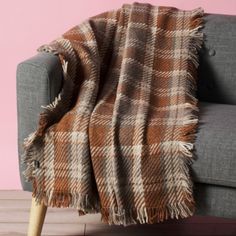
xmin=31 ymin=180 xmax=100 ymax=214
xmin=100 ymin=202 xmax=195 ymax=226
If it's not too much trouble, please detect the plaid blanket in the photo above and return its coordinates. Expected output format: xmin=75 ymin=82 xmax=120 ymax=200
xmin=23 ymin=2 xmax=204 ymax=225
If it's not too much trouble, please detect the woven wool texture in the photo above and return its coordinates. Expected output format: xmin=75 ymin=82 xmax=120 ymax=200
xmin=23 ymin=2 xmax=204 ymax=225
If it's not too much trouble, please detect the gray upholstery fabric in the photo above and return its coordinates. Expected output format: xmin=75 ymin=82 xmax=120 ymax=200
xmin=194 ymin=183 xmax=236 ymax=218
xmin=192 ymin=102 xmax=236 ymax=188
xmin=197 ymin=14 xmax=236 ymax=104
xmin=16 ymin=52 xmax=63 ymax=191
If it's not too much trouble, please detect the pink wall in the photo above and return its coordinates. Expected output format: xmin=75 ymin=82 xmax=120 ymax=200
xmin=0 ymin=0 xmax=236 ymax=190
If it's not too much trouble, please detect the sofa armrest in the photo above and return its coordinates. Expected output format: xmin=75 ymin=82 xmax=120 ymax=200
xmin=16 ymin=52 xmax=63 ymax=191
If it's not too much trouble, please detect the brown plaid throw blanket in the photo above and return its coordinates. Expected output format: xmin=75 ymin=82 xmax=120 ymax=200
xmin=23 ymin=2 xmax=204 ymax=225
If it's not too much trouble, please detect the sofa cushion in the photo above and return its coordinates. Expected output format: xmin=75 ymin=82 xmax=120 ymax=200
xmin=197 ymin=14 xmax=236 ymax=105
xmin=191 ymin=102 xmax=236 ymax=188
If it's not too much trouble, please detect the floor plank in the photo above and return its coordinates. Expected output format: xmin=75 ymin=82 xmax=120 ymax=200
xmin=0 ymin=199 xmax=30 ymax=209
xmin=0 ymin=190 xmax=31 ymax=199
xmin=0 ymin=208 xmax=101 ymax=224
xmin=0 ymin=223 xmax=85 ymax=236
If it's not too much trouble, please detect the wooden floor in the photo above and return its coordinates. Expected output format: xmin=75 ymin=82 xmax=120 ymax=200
xmin=0 ymin=191 xmax=235 ymax=236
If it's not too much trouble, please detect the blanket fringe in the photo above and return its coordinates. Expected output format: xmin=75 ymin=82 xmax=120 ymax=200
xmin=32 ymin=181 xmax=100 ymax=213
xmin=100 ymin=200 xmax=195 ymax=226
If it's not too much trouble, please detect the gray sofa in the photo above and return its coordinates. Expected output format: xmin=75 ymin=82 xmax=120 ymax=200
xmin=17 ymin=13 xmax=236 ymax=219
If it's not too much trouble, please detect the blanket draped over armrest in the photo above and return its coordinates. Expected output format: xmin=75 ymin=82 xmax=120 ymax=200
xmin=22 ymin=2 xmax=204 ymax=225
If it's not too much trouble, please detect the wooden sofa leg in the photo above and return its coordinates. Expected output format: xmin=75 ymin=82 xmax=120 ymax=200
xmin=27 ymin=196 xmax=47 ymax=236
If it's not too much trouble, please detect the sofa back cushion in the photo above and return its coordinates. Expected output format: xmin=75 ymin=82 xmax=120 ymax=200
xmin=197 ymin=14 xmax=236 ymax=105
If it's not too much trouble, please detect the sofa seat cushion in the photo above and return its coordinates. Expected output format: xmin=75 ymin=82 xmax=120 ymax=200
xmin=191 ymin=102 xmax=236 ymax=188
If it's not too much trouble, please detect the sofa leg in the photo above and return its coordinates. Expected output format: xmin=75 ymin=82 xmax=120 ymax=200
xmin=27 ymin=196 xmax=47 ymax=236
